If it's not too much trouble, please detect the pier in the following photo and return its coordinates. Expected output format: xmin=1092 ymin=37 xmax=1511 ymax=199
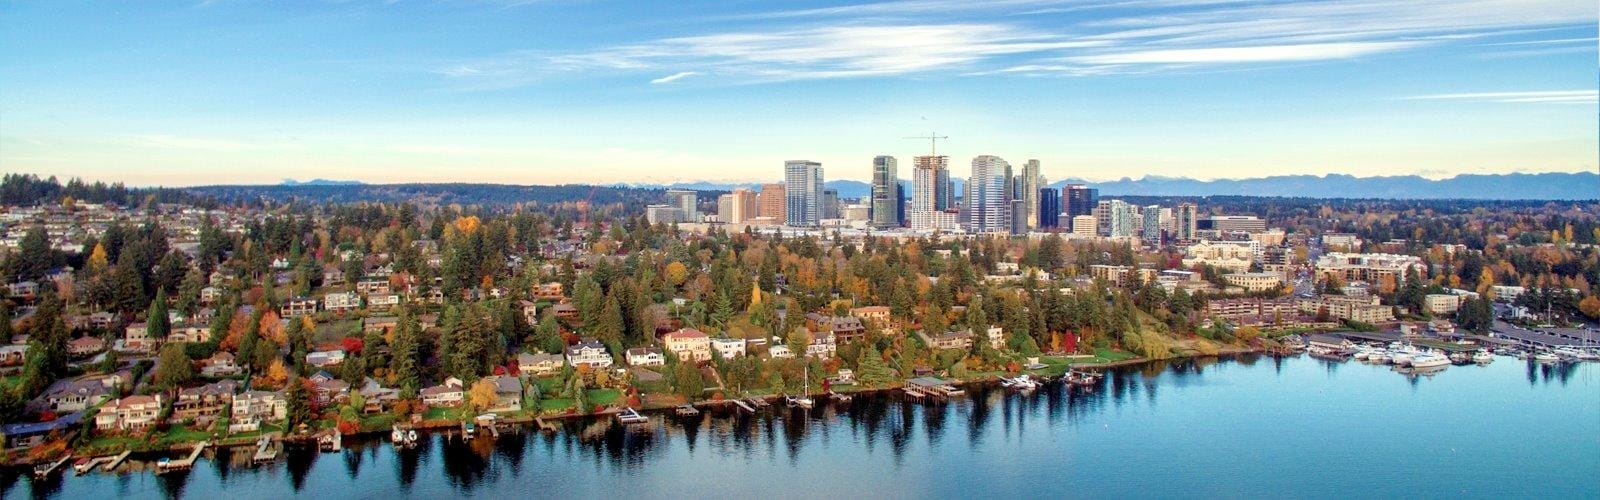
xmin=157 ymin=440 xmax=208 ymax=473
xmin=732 ymin=399 xmax=757 ymax=413
xmin=252 ymin=434 xmax=280 ymax=464
xmin=34 ymin=454 xmax=71 ymax=479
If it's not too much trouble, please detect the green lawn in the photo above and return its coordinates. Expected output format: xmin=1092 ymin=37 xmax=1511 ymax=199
xmin=81 ymin=435 xmax=151 ymax=454
xmin=155 ymin=425 xmax=217 ymax=447
xmin=538 ymin=398 xmax=574 ymax=412
xmin=586 ymin=388 xmax=622 ymax=406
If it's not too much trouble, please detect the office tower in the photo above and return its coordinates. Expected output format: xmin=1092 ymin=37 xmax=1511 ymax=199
xmin=870 ymin=156 xmax=901 ymax=229
xmin=646 ymin=205 xmax=681 ymax=225
xmin=1176 ymin=203 xmax=1198 ymax=241
xmin=821 ymin=189 xmax=840 ymax=220
xmin=784 ymin=160 xmax=823 ymax=226
xmin=1021 ymin=159 xmax=1041 ymax=229
xmin=665 ymin=189 xmax=697 ymax=222
xmin=967 ymin=155 xmax=1011 ymax=233
xmin=1065 ymin=184 xmax=1098 ymax=219
xmin=1038 ymin=188 xmax=1061 ymax=229
xmin=1071 ymin=215 xmax=1097 ymax=237
xmin=1206 ymin=215 xmax=1267 ymax=233
xmin=758 ymin=183 xmax=786 ymax=224
xmin=894 ymin=183 xmax=906 ymax=227
xmin=717 ymin=188 xmax=757 ymax=224
xmin=1099 ymin=199 xmax=1135 ymax=237
xmin=1011 ymin=198 xmax=1027 ymax=235
xmin=1143 ymin=205 xmax=1162 ymax=246
xmin=911 ymin=155 xmax=949 ymax=230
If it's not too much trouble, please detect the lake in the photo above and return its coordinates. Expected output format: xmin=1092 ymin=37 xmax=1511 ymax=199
xmin=6 ymin=354 xmax=1598 ymax=499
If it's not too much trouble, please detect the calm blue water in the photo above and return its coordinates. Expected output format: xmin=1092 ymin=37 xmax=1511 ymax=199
xmin=6 ymin=355 xmax=1598 ymax=499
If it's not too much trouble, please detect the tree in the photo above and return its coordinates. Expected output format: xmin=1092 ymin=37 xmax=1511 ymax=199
xmin=468 ymin=378 xmax=499 ymax=411
xmin=146 ymin=289 xmax=171 ymax=339
xmin=594 ymin=293 xmax=625 ymax=342
xmin=1579 ymin=295 xmax=1600 ymax=320
xmin=286 ymin=377 xmax=313 ymax=429
xmin=154 ymin=343 xmax=194 ymax=388
xmin=674 ymin=360 xmax=704 ymax=400
xmin=12 ymin=225 xmax=51 ymax=282
xmin=665 ymin=261 xmax=689 ymax=287
xmin=856 ymin=344 xmax=895 ymax=387
xmin=389 ymin=309 xmax=421 ymax=393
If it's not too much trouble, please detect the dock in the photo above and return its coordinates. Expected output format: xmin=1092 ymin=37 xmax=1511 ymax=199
xmin=34 ymin=454 xmax=71 ymax=479
xmin=616 ymin=407 xmax=649 ymax=425
xmin=533 ymin=417 xmax=560 ymax=433
xmin=102 ymin=449 xmax=132 ymax=471
xmin=157 ymin=440 xmax=208 ymax=473
xmin=902 ymin=386 xmax=928 ymax=400
xmin=732 ymin=399 xmax=756 ymax=413
xmin=252 ymin=434 xmax=280 ymax=464
xmin=675 ymin=404 xmax=700 ymax=417
xmin=745 ymin=397 xmax=770 ymax=408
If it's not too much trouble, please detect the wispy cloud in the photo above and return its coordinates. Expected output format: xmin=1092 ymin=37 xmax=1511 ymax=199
xmin=1402 ymin=90 xmax=1598 ymax=104
xmin=650 ymin=71 xmax=699 ymax=84
xmin=436 ymin=0 xmax=1595 ymax=86
xmin=122 ymin=134 xmax=266 ymax=152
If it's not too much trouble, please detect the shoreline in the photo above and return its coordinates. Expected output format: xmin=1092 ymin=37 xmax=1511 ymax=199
xmin=8 ymin=348 xmax=1269 ymax=468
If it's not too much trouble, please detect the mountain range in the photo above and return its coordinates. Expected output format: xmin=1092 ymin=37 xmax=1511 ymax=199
xmin=653 ymin=172 xmax=1596 ymax=201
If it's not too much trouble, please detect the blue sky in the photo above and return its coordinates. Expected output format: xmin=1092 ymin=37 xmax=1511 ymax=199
xmin=1 ymin=0 xmax=1595 ymax=186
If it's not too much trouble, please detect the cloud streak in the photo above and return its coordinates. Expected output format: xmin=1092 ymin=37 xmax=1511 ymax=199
xmin=1403 ymin=90 xmax=1598 ymax=104
xmin=650 ymin=71 xmax=699 ymax=84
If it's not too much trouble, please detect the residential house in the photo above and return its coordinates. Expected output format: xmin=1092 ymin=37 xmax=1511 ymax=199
xmin=551 ymin=303 xmax=579 ymax=320
xmin=767 ymin=343 xmax=794 ymax=359
xmin=367 ymin=294 xmax=401 ymax=310
xmin=355 ymin=280 xmax=392 ymax=296
xmin=201 ymin=351 xmax=242 ymax=377
xmin=0 ymin=344 xmax=25 ymax=366
xmin=662 ymin=328 xmax=712 ymax=362
xmin=357 ymin=378 xmax=400 ymax=414
xmin=558 ymin=339 xmax=606 ymax=369
xmin=531 ymin=282 xmax=564 ymax=301
xmin=519 ymin=300 xmax=539 ymax=325
xmin=850 ymin=306 xmax=892 ymax=324
xmin=166 ymin=325 xmax=210 ymax=343
xmin=918 ymin=329 xmax=975 ymax=350
xmin=171 ymin=379 xmax=239 ymax=425
xmin=5 ymin=281 xmax=39 ymax=299
xmin=322 ymin=266 xmax=346 ymax=287
xmin=67 ymin=336 xmax=106 ymax=357
xmin=281 ymin=296 xmax=318 ymax=318
xmin=711 ymin=338 xmax=746 ymax=359
xmin=624 ymin=347 xmax=666 ymax=367
xmin=1 ymin=413 xmax=84 ymax=450
xmin=123 ymin=322 xmax=154 ymax=352
xmin=515 ymin=352 xmax=565 ymax=377
xmin=35 ymin=372 xmax=125 ymax=414
xmin=95 ymin=394 xmax=162 ymax=432
xmin=806 ymin=313 xmax=867 ymax=344
xmin=87 ymin=311 xmax=118 ymax=330
xmin=309 ymin=371 xmax=351 ymax=405
xmin=483 ymin=375 xmax=523 ymax=412
xmin=324 ymin=291 xmax=360 ymax=313
xmin=421 ymin=377 xmax=465 ymax=408
xmin=806 ymin=331 xmax=837 ymax=359
xmin=230 ymin=390 xmax=287 ymax=433
xmin=306 ymin=349 xmax=346 ymax=368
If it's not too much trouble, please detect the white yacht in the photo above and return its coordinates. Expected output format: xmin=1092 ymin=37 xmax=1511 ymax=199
xmin=1472 ymin=350 xmax=1494 ymax=364
xmin=1410 ymin=352 xmax=1451 ymax=368
xmin=1534 ymin=351 xmax=1560 ymax=363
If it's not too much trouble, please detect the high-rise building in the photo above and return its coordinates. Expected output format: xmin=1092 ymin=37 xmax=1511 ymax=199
xmin=1176 ymin=203 xmax=1198 ymax=241
xmin=1142 ymin=205 xmax=1163 ymax=246
xmin=821 ymin=189 xmax=840 ymax=220
xmin=910 ymin=155 xmax=949 ymax=230
xmin=717 ymin=188 xmax=757 ymax=224
xmin=1071 ymin=215 xmax=1097 ymax=237
xmin=784 ymin=160 xmax=823 ymax=226
xmin=894 ymin=183 xmax=906 ymax=227
xmin=1099 ymin=199 xmax=1136 ymax=237
xmin=665 ymin=189 xmax=698 ymax=222
xmin=1021 ymin=159 xmax=1042 ymax=229
xmin=870 ymin=156 xmax=901 ymax=229
xmin=1038 ymin=188 xmax=1061 ymax=229
xmin=758 ymin=183 xmax=786 ymax=224
xmin=967 ymin=155 xmax=1012 ymax=234
xmin=1065 ymin=184 xmax=1098 ymax=219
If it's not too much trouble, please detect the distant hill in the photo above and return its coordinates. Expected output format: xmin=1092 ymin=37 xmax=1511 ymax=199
xmin=279 ymin=178 xmax=363 ymax=186
xmin=189 ymin=183 xmax=666 ymax=208
xmin=1047 ymin=172 xmax=1598 ymax=200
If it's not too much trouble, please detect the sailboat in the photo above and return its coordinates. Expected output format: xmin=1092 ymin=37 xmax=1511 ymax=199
xmin=787 ymin=365 xmax=815 ymax=409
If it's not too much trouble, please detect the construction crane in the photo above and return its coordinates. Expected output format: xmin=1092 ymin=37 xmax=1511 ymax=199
xmin=903 ymin=132 xmax=949 ymax=156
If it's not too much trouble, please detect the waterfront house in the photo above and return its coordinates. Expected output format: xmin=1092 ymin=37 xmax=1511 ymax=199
xmin=566 ymin=338 xmax=613 ymax=369
xmin=95 ymin=394 xmax=162 ymax=432
xmin=230 ymin=390 xmax=287 ymax=433
xmin=516 ymin=352 xmax=566 ymax=377
xmin=918 ymin=329 xmax=975 ymax=351
xmin=171 ymin=379 xmax=239 ymax=425
xmin=1 ymin=412 xmax=83 ymax=450
xmin=421 ymin=377 xmax=465 ymax=408
xmin=34 ymin=372 xmax=125 ymax=414
xmin=484 ymin=375 xmax=523 ymax=412
xmin=806 ymin=331 xmax=837 ymax=359
xmin=358 ymin=378 xmax=400 ymax=413
xmin=663 ymin=328 xmax=712 ymax=362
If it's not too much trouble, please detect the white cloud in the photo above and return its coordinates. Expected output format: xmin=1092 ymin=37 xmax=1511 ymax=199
xmin=650 ymin=71 xmax=699 ymax=84
xmin=1071 ymin=41 xmax=1421 ymax=64
xmin=1402 ymin=90 xmax=1598 ymax=104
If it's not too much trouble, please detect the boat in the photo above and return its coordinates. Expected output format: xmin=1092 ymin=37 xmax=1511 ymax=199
xmin=788 ymin=365 xmax=815 ymax=409
xmin=1534 ymin=351 xmax=1560 ymax=363
xmin=1353 ymin=349 xmax=1371 ymax=361
xmin=1448 ymin=351 xmax=1473 ymax=364
xmin=1411 ymin=352 xmax=1451 ymax=368
xmin=1000 ymin=375 xmax=1038 ymax=391
xmin=1368 ymin=350 xmax=1390 ymax=364
xmin=407 ymin=429 xmax=419 ymax=443
xmin=391 ymin=425 xmax=406 ymax=444
xmin=1472 ymin=350 xmax=1494 ymax=363
xmin=462 ymin=421 xmax=477 ymax=439
xmin=1065 ymin=370 xmax=1103 ymax=386
xmin=675 ymin=404 xmax=700 ymax=417
xmin=72 ymin=457 xmax=95 ymax=475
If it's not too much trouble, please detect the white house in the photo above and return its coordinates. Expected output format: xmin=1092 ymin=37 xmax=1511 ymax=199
xmin=566 ymin=338 xmax=613 ymax=369
xmin=711 ymin=338 xmax=746 ymax=359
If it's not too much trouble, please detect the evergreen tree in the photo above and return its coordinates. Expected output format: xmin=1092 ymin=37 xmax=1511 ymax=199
xmin=154 ymin=343 xmax=194 ymax=388
xmin=856 ymin=343 xmax=895 ymax=387
xmin=390 ymin=308 xmax=421 ymax=394
xmin=146 ymin=289 xmax=171 ymax=339
xmin=12 ymin=225 xmax=51 ymax=282
xmin=595 ymin=292 xmax=625 ymax=343
xmin=286 ymin=376 xmax=312 ymax=428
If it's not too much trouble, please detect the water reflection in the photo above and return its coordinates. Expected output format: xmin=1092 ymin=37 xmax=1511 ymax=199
xmin=7 ymin=355 xmax=1596 ymax=499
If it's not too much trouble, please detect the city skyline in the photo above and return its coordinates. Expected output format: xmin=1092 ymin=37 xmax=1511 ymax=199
xmin=1 ymin=1 xmax=1596 ymax=186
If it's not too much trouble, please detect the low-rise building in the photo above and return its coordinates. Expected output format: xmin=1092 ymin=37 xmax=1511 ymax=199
xmin=515 ymin=352 xmax=565 ymax=377
xmin=624 ymin=347 xmax=666 ymax=367
xmin=565 ymin=338 xmax=613 ymax=369
xmin=1224 ymin=272 xmax=1283 ymax=293
xmin=711 ymin=337 xmax=747 ymax=359
xmin=171 ymin=379 xmax=239 ymax=425
xmin=662 ymin=328 xmax=712 ymax=362
xmin=230 ymin=390 xmax=287 ymax=433
xmin=95 ymin=394 xmax=162 ymax=432
xmin=1425 ymin=294 xmax=1462 ymax=315
xmin=323 ymin=291 xmax=361 ymax=313
xmin=281 ymin=296 xmax=318 ymax=318
xmin=421 ymin=377 xmax=465 ymax=408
